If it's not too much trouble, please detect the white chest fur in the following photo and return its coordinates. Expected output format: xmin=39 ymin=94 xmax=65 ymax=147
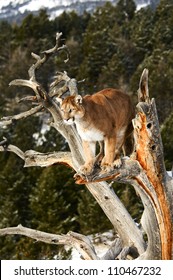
xmin=75 ymin=122 xmax=104 ymax=141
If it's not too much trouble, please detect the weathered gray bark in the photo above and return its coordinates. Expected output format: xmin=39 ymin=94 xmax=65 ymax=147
xmin=0 ymin=34 xmax=172 ymax=259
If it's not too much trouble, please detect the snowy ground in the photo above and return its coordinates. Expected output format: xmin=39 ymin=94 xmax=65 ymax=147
xmin=65 ymin=230 xmax=116 ymax=260
xmin=167 ymin=171 xmax=173 ymax=177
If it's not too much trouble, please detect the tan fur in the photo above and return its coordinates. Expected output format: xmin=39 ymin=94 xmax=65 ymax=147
xmin=58 ymin=88 xmax=135 ymax=174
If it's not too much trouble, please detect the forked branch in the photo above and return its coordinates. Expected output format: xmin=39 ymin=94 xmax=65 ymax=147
xmin=0 ymin=138 xmax=73 ymax=168
xmin=137 ymin=68 xmax=150 ymax=103
xmin=0 ymin=225 xmax=99 ymax=260
xmin=1 ymin=33 xmax=78 ymax=128
xmin=29 ymin=32 xmax=70 ymax=82
xmin=0 ymin=225 xmax=139 ymax=260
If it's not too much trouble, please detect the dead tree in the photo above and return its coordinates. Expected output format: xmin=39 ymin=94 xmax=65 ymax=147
xmin=0 ymin=33 xmax=172 ymax=260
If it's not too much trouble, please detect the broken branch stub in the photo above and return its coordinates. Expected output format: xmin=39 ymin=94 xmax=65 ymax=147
xmin=137 ymin=68 xmax=150 ymax=104
xmin=29 ymin=32 xmax=70 ymax=81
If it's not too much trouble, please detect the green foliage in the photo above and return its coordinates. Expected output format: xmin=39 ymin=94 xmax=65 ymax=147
xmin=14 ymin=10 xmax=55 ymax=47
xmin=113 ymin=182 xmax=143 ymax=223
xmin=0 ymin=116 xmax=42 ymax=259
xmin=22 ymin=165 xmax=78 ymax=260
xmin=98 ymin=38 xmax=139 ymax=89
xmin=152 ymin=0 xmax=173 ymax=50
xmin=54 ymin=11 xmax=90 ymax=41
xmin=161 ymin=112 xmax=173 ymax=170
xmin=129 ymin=7 xmax=154 ymax=59
xmin=0 ymin=21 xmax=14 ymax=63
xmin=130 ymin=49 xmax=173 ymax=122
xmin=78 ymin=2 xmax=118 ymax=90
xmin=30 ymin=165 xmax=79 ymax=233
xmin=77 ymin=189 xmax=112 ymax=235
xmin=116 ymin=0 xmax=136 ymax=23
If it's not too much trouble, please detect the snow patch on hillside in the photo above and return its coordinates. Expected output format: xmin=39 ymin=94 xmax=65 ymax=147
xmin=136 ymin=0 xmax=150 ymax=10
xmin=0 ymin=0 xmax=105 ymax=11
xmin=65 ymin=230 xmax=115 ymax=260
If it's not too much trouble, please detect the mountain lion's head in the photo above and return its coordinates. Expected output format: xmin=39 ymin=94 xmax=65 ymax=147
xmin=57 ymin=95 xmax=84 ymax=125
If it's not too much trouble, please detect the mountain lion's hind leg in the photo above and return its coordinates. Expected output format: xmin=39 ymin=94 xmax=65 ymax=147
xmin=101 ymin=137 xmax=116 ymax=172
xmin=94 ymin=141 xmax=104 ymax=166
xmin=113 ymin=128 xmax=127 ymax=168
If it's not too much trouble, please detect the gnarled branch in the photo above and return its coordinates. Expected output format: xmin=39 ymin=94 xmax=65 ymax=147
xmin=0 ymin=105 xmax=43 ymax=127
xmin=0 ymin=225 xmax=139 ymax=260
xmin=0 ymin=139 xmax=73 ymax=168
xmin=0 ymin=225 xmax=98 ymax=260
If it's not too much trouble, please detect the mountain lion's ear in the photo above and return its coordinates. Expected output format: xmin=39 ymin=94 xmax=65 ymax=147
xmin=55 ymin=97 xmax=63 ymax=105
xmin=75 ymin=95 xmax=83 ymax=104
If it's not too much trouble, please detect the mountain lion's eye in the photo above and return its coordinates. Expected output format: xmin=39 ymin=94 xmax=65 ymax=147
xmin=69 ymin=109 xmax=72 ymax=113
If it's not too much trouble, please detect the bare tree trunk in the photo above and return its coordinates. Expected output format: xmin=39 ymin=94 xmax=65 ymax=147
xmin=0 ymin=34 xmax=172 ymax=259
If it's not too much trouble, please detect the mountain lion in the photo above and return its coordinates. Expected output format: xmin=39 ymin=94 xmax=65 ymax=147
xmin=57 ymin=88 xmax=135 ymax=175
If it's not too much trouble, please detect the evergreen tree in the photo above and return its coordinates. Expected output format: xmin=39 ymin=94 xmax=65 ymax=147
xmin=77 ymin=189 xmax=112 ymax=235
xmin=98 ymin=37 xmax=139 ymax=89
xmin=0 ymin=20 xmax=15 ymax=117
xmin=130 ymin=49 xmax=173 ymax=122
xmin=54 ymin=11 xmax=90 ymax=42
xmin=0 ymin=118 xmax=41 ymax=259
xmin=24 ymin=164 xmax=79 ymax=259
xmin=14 ymin=10 xmax=55 ymax=48
xmin=161 ymin=112 xmax=173 ymax=170
xmin=129 ymin=7 xmax=154 ymax=60
xmin=116 ymin=0 xmax=136 ymax=24
xmin=78 ymin=2 xmax=118 ymax=91
xmin=112 ymin=182 xmax=143 ymax=223
xmin=152 ymin=0 xmax=173 ymax=50
xmin=78 ymin=1 xmax=137 ymax=92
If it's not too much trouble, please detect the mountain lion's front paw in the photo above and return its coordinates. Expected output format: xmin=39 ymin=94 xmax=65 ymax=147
xmin=79 ymin=163 xmax=94 ymax=175
xmin=100 ymin=159 xmax=114 ymax=173
xmin=113 ymin=157 xmax=122 ymax=168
